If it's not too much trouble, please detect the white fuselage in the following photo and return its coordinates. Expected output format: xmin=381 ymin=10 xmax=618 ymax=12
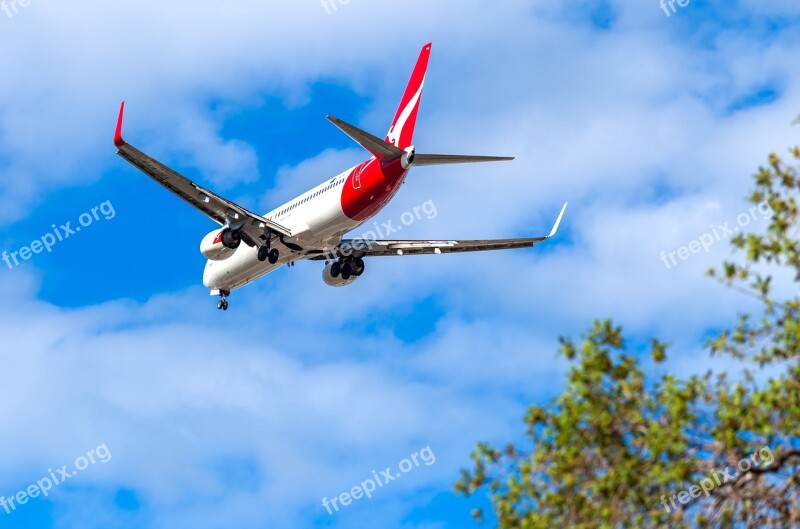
xmin=202 ymin=161 xmax=404 ymax=292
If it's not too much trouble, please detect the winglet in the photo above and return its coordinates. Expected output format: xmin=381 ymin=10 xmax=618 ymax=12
xmin=548 ymin=202 xmax=568 ymax=238
xmin=114 ymin=101 xmax=126 ymax=148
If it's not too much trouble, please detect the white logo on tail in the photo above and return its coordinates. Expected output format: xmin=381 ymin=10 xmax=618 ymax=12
xmin=386 ymin=76 xmax=426 ymax=146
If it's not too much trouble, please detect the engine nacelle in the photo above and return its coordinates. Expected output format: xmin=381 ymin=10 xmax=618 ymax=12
xmin=322 ymin=262 xmax=359 ymax=287
xmin=200 ymin=229 xmax=239 ymax=261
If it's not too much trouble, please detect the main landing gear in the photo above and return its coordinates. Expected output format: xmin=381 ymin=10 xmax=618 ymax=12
xmin=257 ymin=245 xmax=280 ymax=264
xmin=330 ymin=256 xmax=365 ymax=280
xmin=217 ymin=290 xmax=231 ymax=311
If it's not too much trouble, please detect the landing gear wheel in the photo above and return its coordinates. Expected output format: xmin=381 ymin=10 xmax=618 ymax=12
xmin=331 ymin=261 xmax=341 ymax=278
xmin=341 ymin=261 xmax=352 ymax=280
xmin=268 ymin=248 xmax=279 ymax=264
xmin=353 ymin=257 xmax=365 ymax=276
xmin=257 ymin=246 xmax=270 ymax=262
xmin=216 ymin=290 xmax=230 ymax=311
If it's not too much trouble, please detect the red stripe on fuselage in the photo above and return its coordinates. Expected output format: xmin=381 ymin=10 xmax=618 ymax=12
xmin=340 ymin=157 xmax=407 ymax=222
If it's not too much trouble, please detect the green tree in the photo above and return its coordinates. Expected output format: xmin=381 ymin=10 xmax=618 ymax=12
xmin=456 ymin=147 xmax=800 ymax=528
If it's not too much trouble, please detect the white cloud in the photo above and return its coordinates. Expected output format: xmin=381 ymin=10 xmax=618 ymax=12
xmin=0 ymin=268 xmax=539 ymax=528
xmin=1 ymin=1 xmax=799 ymax=528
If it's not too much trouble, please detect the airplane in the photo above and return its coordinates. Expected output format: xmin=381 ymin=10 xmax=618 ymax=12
xmin=113 ymin=43 xmax=567 ymax=311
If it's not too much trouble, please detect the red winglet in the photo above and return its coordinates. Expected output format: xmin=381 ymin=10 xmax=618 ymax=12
xmin=114 ymin=101 xmax=126 ymax=147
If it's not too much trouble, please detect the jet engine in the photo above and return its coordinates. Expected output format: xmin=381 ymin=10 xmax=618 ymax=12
xmin=200 ymin=228 xmax=241 ymax=261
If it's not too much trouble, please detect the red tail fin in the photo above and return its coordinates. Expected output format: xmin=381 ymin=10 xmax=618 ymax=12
xmin=385 ymin=43 xmax=431 ymax=150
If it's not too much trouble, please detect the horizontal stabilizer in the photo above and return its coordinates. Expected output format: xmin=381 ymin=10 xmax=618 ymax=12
xmin=413 ymin=153 xmax=514 ymax=166
xmin=325 ymin=115 xmax=515 ymax=168
xmin=327 ymin=115 xmax=404 ymax=161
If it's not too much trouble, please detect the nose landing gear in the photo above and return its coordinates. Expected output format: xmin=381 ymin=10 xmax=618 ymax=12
xmin=216 ymin=290 xmax=231 ymax=311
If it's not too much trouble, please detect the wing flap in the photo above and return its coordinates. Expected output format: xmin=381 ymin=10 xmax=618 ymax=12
xmin=337 ymin=237 xmax=545 ymax=257
xmin=310 ymin=203 xmax=567 ymax=259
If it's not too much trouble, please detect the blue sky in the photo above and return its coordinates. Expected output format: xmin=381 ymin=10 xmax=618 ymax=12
xmin=0 ymin=1 xmax=799 ymax=528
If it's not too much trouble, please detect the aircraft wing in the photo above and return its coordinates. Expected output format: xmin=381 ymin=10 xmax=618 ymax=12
xmin=312 ymin=203 xmax=567 ymax=259
xmin=113 ymin=102 xmax=292 ymax=246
